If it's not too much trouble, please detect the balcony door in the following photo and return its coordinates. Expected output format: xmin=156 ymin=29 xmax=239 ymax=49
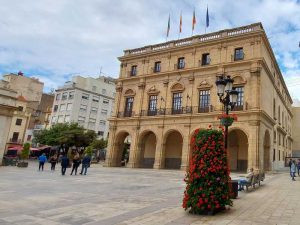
xmin=172 ymin=93 xmax=182 ymax=114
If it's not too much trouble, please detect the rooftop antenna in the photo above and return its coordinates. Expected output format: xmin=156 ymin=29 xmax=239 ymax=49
xmin=99 ymin=66 xmax=103 ymax=77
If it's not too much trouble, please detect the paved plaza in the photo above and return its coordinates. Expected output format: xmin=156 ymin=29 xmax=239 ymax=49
xmin=0 ymin=162 xmax=299 ymax=225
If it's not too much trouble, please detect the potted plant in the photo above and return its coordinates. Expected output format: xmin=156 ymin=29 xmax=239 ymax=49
xmin=217 ymin=113 xmax=237 ymax=127
xmin=17 ymin=143 xmax=30 ymax=167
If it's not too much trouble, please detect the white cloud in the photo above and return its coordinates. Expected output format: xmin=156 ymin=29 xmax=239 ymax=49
xmin=0 ymin=0 xmax=299 ymax=100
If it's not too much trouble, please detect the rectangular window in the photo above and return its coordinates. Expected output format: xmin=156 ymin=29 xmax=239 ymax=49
xmin=56 ymin=93 xmax=61 ymax=100
xmin=177 ymin=57 xmax=185 ymax=69
xmin=16 ymin=118 xmax=22 ymax=126
xmin=51 ymin=116 xmax=57 ymax=124
xmin=234 ymin=48 xmax=244 ymax=61
xmin=18 ymin=106 xmax=23 ymax=111
xmin=78 ymin=116 xmax=85 ymax=124
xmin=67 ymin=103 xmax=72 ymax=111
xmin=80 ymin=104 xmax=87 ymax=111
xmin=89 ymin=118 xmax=96 ymax=123
xmin=98 ymin=131 xmax=104 ymax=136
xmin=103 ymin=99 xmax=109 ymax=104
xmin=53 ymin=105 xmax=58 ymax=112
xmin=198 ymin=90 xmax=210 ymax=113
xmin=234 ymin=87 xmax=244 ymax=111
xmin=131 ymin=65 xmax=137 ymax=76
xmin=92 ymin=96 xmax=100 ymax=102
xmin=12 ymin=132 xmax=19 ymax=142
xmin=99 ymin=120 xmax=106 ymax=125
xmin=273 ymin=149 xmax=275 ymax=162
xmin=58 ymin=115 xmax=64 ymax=123
xmin=82 ymin=93 xmax=89 ymax=100
xmin=172 ymin=93 xmax=182 ymax=114
xmin=65 ymin=115 xmax=70 ymax=122
xmin=278 ymin=150 xmax=280 ymax=161
xmin=154 ymin=61 xmax=161 ymax=73
xmin=124 ymin=97 xmax=134 ymax=117
xmin=148 ymin=95 xmax=158 ymax=116
xmin=91 ymin=107 xmax=98 ymax=114
xmin=62 ymin=92 xmax=68 ymax=100
xmin=101 ymin=109 xmax=108 ymax=115
xmin=69 ymin=92 xmax=74 ymax=100
xmin=60 ymin=104 xmax=66 ymax=111
xmin=201 ymin=53 xmax=210 ymax=66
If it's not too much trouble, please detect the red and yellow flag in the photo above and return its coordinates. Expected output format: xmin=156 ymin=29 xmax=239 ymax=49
xmin=192 ymin=9 xmax=196 ymax=31
xmin=179 ymin=12 xmax=182 ymax=33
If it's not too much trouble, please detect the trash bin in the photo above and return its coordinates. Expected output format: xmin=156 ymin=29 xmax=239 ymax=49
xmin=230 ymin=179 xmax=239 ymax=199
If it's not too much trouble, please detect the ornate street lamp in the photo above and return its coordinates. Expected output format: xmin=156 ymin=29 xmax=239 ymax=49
xmin=216 ymin=75 xmax=238 ymax=150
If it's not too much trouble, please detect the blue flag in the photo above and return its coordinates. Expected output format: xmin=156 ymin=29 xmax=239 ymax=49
xmin=206 ymin=6 xmax=209 ymax=28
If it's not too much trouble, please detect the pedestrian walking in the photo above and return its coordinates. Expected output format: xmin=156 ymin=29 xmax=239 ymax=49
xmin=61 ymin=154 xmax=69 ymax=175
xmin=297 ymin=159 xmax=300 ymax=176
xmin=50 ymin=154 xmax=58 ymax=171
xmin=80 ymin=154 xmax=91 ymax=175
xmin=70 ymin=153 xmax=81 ymax=175
xmin=289 ymin=159 xmax=293 ymax=177
xmin=291 ymin=160 xmax=296 ymax=181
xmin=38 ymin=153 xmax=47 ymax=171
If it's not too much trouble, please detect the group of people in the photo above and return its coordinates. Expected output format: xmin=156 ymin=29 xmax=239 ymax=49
xmin=38 ymin=153 xmax=91 ymax=176
xmin=289 ymin=159 xmax=300 ymax=181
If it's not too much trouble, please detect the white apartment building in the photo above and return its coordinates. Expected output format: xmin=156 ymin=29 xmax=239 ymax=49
xmin=50 ymin=76 xmax=116 ymax=139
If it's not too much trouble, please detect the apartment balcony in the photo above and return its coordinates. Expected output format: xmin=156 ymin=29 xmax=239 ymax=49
xmin=8 ymin=138 xmax=22 ymax=144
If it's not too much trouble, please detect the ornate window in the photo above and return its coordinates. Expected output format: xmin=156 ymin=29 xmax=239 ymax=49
xmin=154 ymin=61 xmax=161 ymax=73
xmin=148 ymin=95 xmax=158 ymax=116
xmin=172 ymin=93 xmax=182 ymax=114
xmin=177 ymin=57 xmax=185 ymax=69
xmin=131 ymin=65 xmax=137 ymax=76
xmin=234 ymin=48 xmax=244 ymax=61
xmin=198 ymin=90 xmax=210 ymax=113
xmin=124 ymin=97 xmax=134 ymax=117
xmin=201 ymin=53 xmax=210 ymax=66
xmin=234 ymin=86 xmax=244 ymax=111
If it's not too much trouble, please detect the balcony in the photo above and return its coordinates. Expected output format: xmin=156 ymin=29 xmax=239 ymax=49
xmin=117 ymin=111 xmax=135 ymax=118
xmin=8 ymin=138 xmax=22 ymax=144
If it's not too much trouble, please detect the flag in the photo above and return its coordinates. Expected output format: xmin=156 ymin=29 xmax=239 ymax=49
xmin=206 ymin=6 xmax=209 ymax=28
xmin=192 ymin=9 xmax=196 ymax=31
xmin=166 ymin=14 xmax=170 ymax=37
xmin=179 ymin=12 xmax=182 ymax=33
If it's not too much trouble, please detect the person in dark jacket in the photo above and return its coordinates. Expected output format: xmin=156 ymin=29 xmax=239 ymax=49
xmin=70 ymin=153 xmax=81 ymax=175
xmin=38 ymin=153 xmax=47 ymax=171
xmin=61 ymin=154 xmax=69 ymax=175
xmin=80 ymin=154 xmax=91 ymax=175
xmin=50 ymin=154 xmax=58 ymax=171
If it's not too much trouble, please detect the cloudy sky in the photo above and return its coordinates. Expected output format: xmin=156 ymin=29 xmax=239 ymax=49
xmin=0 ymin=0 xmax=300 ymax=102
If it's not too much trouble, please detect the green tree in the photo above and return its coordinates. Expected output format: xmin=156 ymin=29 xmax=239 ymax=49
xmin=33 ymin=123 xmax=96 ymax=147
xmin=84 ymin=146 xmax=93 ymax=157
xmin=21 ymin=143 xmax=30 ymax=162
xmin=91 ymin=138 xmax=108 ymax=150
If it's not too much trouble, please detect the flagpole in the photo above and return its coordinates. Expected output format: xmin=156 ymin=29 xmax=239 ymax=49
xmin=178 ymin=11 xmax=182 ymax=40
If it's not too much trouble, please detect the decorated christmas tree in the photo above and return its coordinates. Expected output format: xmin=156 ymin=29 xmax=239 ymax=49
xmin=183 ymin=127 xmax=232 ymax=215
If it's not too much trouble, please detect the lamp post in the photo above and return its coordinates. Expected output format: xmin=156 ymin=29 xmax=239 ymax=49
xmin=215 ymin=75 xmax=238 ymax=150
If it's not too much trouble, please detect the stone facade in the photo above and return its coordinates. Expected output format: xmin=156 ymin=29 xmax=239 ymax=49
xmin=292 ymin=107 xmax=300 ymax=157
xmin=50 ymin=75 xmax=116 ymax=139
xmin=0 ymin=81 xmax=17 ymax=164
xmin=105 ymin=23 xmax=293 ymax=171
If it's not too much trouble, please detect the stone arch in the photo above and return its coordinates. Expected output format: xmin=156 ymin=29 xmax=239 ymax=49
xmin=263 ymin=130 xmax=271 ymax=171
xmin=228 ymin=128 xmax=248 ymax=172
xmin=170 ymin=82 xmax=185 ymax=92
xmin=163 ymin=129 xmax=183 ymax=169
xmin=138 ymin=130 xmax=157 ymax=168
xmin=114 ymin=130 xmax=132 ymax=167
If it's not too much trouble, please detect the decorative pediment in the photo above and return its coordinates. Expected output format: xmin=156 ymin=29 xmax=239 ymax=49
xmin=170 ymin=82 xmax=185 ymax=92
xmin=124 ymin=89 xmax=136 ymax=97
xmin=233 ymin=75 xmax=246 ymax=85
xmin=197 ymin=80 xmax=212 ymax=90
xmin=147 ymin=86 xmax=160 ymax=95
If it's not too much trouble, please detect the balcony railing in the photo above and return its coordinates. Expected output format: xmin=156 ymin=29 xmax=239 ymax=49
xmin=117 ymin=111 xmax=135 ymax=118
xmin=9 ymin=138 xmax=22 ymax=144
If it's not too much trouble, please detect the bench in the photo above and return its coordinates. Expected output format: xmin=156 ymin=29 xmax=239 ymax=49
xmin=239 ymin=171 xmax=265 ymax=191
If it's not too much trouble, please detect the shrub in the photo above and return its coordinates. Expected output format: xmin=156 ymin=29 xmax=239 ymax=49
xmin=183 ymin=127 xmax=232 ymax=214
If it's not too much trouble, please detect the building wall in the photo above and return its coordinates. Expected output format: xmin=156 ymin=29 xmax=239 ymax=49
xmin=0 ymin=81 xmax=17 ymax=164
xmin=292 ymin=107 xmax=300 ymax=155
xmin=106 ymin=23 xmax=293 ymax=171
xmin=50 ymin=76 xmax=115 ymax=139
